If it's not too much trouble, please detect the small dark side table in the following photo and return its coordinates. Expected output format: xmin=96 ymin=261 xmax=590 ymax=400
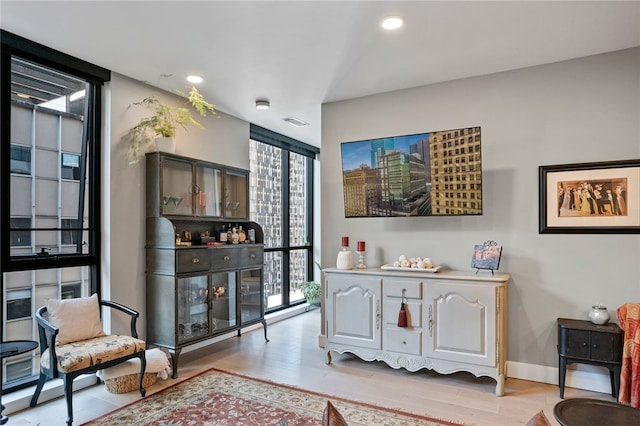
xmin=557 ymin=318 xmax=623 ymax=399
xmin=1 ymin=340 xmax=39 ymax=425
xmin=554 ymin=398 xmax=640 ymax=426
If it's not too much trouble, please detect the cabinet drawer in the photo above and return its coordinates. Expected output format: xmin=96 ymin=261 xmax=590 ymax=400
xmin=238 ymin=246 xmax=264 ymax=267
xmin=176 ymin=249 xmax=211 ymax=273
xmin=383 ymin=279 xmax=422 ymax=299
xmin=384 ymin=328 xmax=422 ymax=355
xmin=211 ymin=246 xmax=264 ymax=269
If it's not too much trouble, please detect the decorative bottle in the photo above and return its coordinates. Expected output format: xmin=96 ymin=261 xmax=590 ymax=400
xmin=336 ymin=236 xmax=354 ymax=270
xmin=230 ymin=227 xmax=240 ymax=244
xmin=219 ymin=224 xmax=227 ymax=243
xmin=238 ymin=225 xmax=246 ymax=243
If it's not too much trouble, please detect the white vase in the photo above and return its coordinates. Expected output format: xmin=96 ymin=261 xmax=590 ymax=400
xmin=588 ymin=304 xmax=610 ymax=325
xmin=336 ymin=248 xmax=354 ymax=270
xmin=155 ymin=137 xmax=176 ymax=154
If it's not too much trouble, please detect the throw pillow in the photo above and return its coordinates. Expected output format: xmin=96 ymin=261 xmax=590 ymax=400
xmin=525 ymin=410 xmax=551 ymax=426
xmin=47 ymin=294 xmax=105 ymax=345
xmin=322 ymin=400 xmax=348 ymax=426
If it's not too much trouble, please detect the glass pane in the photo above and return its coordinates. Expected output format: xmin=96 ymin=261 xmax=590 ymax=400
xmin=263 ymin=251 xmax=282 ymax=309
xmin=10 ymin=145 xmax=31 ymax=175
xmin=289 ymin=250 xmax=308 ymax=304
xmin=240 ymin=268 xmax=262 ymax=324
xmin=61 ymin=153 xmax=81 ymax=180
xmin=211 ymin=272 xmax=236 ymax=331
xmin=9 ymin=57 xmax=91 ymax=258
xmin=195 ymin=165 xmax=222 ymax=216
xmin=249 ymin=140 xmax=282 ymax=248
xmin=224 ymin=170 xmax=247 ymax=218
xmin=2 ymin=266 xmax=91 ymax=388
xmin=162 ymin=158 xmax=192 ymax=216
xmin=10 ymin=218 xmax=31 ymax=247
xmin=289 ymin=153 xmax=308 ymax=246
xmin=177 ymin=275 xmax=209 ymax=342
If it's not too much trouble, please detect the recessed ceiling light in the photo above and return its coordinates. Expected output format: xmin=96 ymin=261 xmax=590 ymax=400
xmin=381 ymin=16 xmax=403 ymax=30
xmin=186 ymin=74 xmax=204 ymax=84
xmin=255 ymin=99 xmax=270 ymax=110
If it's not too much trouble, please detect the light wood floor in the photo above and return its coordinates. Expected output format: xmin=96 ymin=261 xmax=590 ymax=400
xmin=6 ymin=308 xmax=615 ymax=426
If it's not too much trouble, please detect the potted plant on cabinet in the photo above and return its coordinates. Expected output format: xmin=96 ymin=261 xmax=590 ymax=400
xmin=127 ymin=86 xmax=218 ymax=163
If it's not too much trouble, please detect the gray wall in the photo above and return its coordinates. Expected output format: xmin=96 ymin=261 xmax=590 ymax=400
xmin=320 ymin=48 xmax=640 ymax=374
xmin=103 ymin=73 xmax=249 ymax=336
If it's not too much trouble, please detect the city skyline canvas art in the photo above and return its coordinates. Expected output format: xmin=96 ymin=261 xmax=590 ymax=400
xmin=340 ymin=127 xmax=482 ymax=217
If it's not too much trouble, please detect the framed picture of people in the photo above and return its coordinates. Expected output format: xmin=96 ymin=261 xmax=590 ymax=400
xmin=539 ymin=159 xmax=640 ymax=234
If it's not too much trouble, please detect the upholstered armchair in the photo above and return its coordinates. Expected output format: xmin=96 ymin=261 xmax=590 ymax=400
xmin=30 ymin=294 xmax=147 ymax=425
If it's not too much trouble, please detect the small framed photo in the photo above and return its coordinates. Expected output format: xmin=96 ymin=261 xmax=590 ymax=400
xmin=471 ymin=241 xmax=502 ymax=271
xmin=539 ymin=159 xmax=640 ymax=234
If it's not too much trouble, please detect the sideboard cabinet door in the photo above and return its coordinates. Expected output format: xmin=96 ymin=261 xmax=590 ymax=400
xmin=326 ymin=275 xmax=382 ymax=350
xmin=425 ymin=281 xmax=497 ymax=367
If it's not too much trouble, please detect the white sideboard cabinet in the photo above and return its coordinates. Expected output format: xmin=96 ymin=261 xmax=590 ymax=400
xmin=323 ymin=268 xmax=509 ymax=396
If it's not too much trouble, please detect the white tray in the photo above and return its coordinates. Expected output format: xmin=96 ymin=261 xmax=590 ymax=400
xmin=380 ymin=264 xmax=442 ymax=273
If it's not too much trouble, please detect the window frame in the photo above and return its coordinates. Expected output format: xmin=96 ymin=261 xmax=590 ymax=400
xmin=1 ymin=30 xmax=108 ymax=272
xmin=249 ymin=124 xmax=319 ymax=312
xmin=1 ymin=30 xmax=109 ymax=392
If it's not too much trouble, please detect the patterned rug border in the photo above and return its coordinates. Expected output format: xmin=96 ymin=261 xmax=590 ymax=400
xmin=84 ymin=367 xmax=471 ymax=425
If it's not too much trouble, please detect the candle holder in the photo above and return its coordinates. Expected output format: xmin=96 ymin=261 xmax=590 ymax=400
xmin=356 ymin=250 xmax=367 ymax=269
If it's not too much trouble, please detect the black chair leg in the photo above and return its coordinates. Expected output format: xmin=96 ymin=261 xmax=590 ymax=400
xmin=63 ymin=377 xmax=74 ymax=425
xmin=138 ymin=352 xmax=147 ymax=397
xmin=29 ymin=373 xmax=47 ymax=407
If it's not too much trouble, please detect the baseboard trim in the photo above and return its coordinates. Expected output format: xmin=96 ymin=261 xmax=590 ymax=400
xmin=507 ymin=360 xmax=614 ymax=395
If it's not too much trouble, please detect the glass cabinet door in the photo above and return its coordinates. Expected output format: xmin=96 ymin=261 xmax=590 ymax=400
xmin=210 ymin=271 xmax=237 ymax=332
xmin=240 ymin=268 xmax=263 ymax=324
xmin=224 ymin=170 xmax=248 ymax=219
xmin=162 ymin=158 xmax=193 ymax=216
xmin=195 ymin=164 xmax=222 ymax=217
xmin=177 ymin=275 xmax=210 ymax=343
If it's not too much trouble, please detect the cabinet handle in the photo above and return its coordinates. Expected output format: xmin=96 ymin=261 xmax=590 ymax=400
xmin=191 ymin=258 xmax=200 ymax=264
xmin=428 ymin=305 xmax=433 ymax=337
xmin=223 ymin=256 xmax=230 ymax=261
xmin=402 ymin=341 xmax=407 ymax=345
xmin=593 ymin=344 xmax=598 ymax=348
xmin=250 ymin=253 xmax=256 ymax=259
xmin=582 ymin=343 xmax=588 ymax=347
xmin=376 ymin=300 xmax=380 ymax=330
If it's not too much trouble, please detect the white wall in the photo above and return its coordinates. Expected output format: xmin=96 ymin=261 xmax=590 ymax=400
xmin=321 ymin=48 xmax=640 ymax=371
xmin=104 ymin=73 xmax=249 ymax=335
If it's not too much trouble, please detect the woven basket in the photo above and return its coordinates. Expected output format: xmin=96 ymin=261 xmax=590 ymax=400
xmin=104 ymin=372 xmax=157 ymax=394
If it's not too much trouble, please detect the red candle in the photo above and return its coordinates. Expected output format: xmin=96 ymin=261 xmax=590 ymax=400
xmin=341 ymin=236 xmax=349 ymax=247
xmin=357 ymin=241 xmax=365 ymax=252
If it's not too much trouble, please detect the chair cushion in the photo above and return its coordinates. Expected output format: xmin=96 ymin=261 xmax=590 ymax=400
xmin=40 ymin=335 xmax=145 ymax=373
xmin=47 ymin=294 xmax=105 ymax=345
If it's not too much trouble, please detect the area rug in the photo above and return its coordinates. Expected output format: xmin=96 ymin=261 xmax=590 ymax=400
xmin=83 ymin=367 xmax=468 ymax=425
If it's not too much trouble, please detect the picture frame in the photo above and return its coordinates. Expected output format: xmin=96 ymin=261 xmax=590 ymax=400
xmin=538 ymin=159 xmax=640 ymax=234
xmin=471 ymin=241 xmax=502 ymax=272
xmin=340 ymin=126 xmax=483 ymax=218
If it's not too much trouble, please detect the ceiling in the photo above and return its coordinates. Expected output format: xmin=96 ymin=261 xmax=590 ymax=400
xmin=2 ymin=1 xmax=639 ymax=147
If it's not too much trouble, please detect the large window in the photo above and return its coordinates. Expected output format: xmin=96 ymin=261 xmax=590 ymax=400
xmin=249 ymin=125 xmax=319 ymax=312
xmin=1 ymin=30 xmax=109 ymax=392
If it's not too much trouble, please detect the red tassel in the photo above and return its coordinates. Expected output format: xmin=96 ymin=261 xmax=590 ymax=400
xmin=398 ymin=302 xmax=408 ymax=327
